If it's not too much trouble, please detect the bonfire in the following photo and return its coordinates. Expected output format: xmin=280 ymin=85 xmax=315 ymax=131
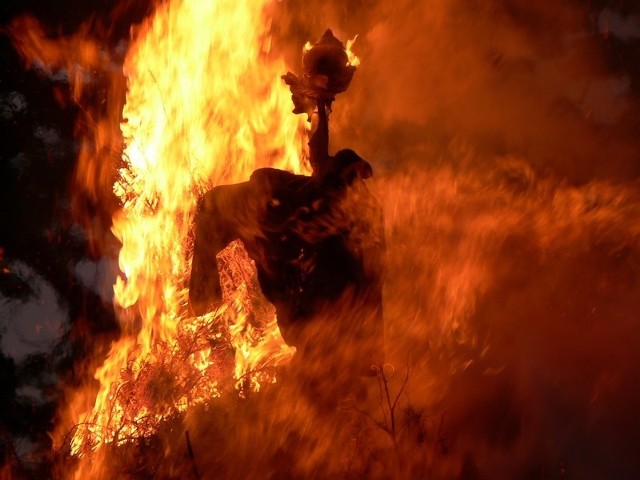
xmin=6 ymin=1 xmax=640 ymax=479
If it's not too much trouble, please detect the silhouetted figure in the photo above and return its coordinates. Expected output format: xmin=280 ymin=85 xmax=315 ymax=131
xmin=189 ymin=149 xmax=385 ymax=373
xmin=189 ymin=30 xmax=385 ymax=380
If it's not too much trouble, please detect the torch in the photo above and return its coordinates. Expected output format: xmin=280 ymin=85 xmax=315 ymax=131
xmin=282 ymin=29 xmax=357 ymax=177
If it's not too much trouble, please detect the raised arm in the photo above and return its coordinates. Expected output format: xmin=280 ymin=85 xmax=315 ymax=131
xmin=309 ymin=98 xmax=329 ymax=176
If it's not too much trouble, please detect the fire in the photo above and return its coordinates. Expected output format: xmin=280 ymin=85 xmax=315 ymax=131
xmin=11 ymin=0 xmax=315 ymax=470
xmin=70 ymin=0 xmax=310 ymax=458
xmin=304 ymin=35 xmax=360 ymax=67
xmin=345 ymin=36 xmax=361 ymax=67
xmin=7 ymin=1 xmax=640 ymax=477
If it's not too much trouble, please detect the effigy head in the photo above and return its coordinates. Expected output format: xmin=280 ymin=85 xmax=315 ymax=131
xmin=281 ymin=29 xmax=357 ymax=118
xmin=302 ymin=29 xmax=356 ymax=97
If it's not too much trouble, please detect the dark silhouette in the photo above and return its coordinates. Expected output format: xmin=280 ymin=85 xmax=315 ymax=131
xmin=189 ymin=31 xmax=385 ymax=378
xmin=189 ymin=147 xmax=385 ymax=372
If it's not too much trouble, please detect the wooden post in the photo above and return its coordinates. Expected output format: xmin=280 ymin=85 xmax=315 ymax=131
xmin=309 ymin=97 xmax=329 ymax=177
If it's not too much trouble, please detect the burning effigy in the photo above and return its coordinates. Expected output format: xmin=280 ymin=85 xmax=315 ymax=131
xmin=190 ymin=29 xmax=385 ymax=383
xmin=6 ymin=0 xmax=640 ymax=479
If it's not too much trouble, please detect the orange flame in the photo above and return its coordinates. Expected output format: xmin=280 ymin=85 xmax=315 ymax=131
xmin=68 ymin=0 xmax=310 ymax=459
xmin=345 ymin=35 xmax=360 ymax=67
xmin=10 ymin=0 xmax=322 ymax=471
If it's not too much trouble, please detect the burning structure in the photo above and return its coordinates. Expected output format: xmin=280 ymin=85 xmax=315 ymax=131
xmin=190 ymin=29 xmax=385 ymax=380
xmin=7 ymin=2 xmax=387 ymax=477
xmin=3 ymin=0 xmax=640 ymax=479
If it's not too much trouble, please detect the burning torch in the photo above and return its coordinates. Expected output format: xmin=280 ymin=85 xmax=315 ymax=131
xmin=282 ymin=29 xmax=357 ymax=177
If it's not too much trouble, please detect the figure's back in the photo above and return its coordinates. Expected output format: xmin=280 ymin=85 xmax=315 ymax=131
xmin=189 ymin=158 xmax=385 ymax=373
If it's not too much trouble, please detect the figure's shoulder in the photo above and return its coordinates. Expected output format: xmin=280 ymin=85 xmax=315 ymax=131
xmin=250 ymin=168 xmax=309 ymax=191
xmin=250 ymin=167 xmax=301 ymax=182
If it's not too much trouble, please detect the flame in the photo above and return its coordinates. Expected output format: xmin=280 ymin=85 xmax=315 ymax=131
xmin=303 ymin=35 xmax=360 ymax=66
xmin=345 ymin=35 xmax=361 ymax=67
xmin=7 ymin=0 xmax=373 ymax=473
xmin=69 ymin=0 xmax=309 ymax=458
xmin=11 ymin=0 xmax=318 ymax=470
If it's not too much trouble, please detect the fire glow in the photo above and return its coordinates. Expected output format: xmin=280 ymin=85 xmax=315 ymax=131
xmin=10 ymin=0 xmax=325 ymax=467
xmin=72 ymin=0 xmax=309 ymax=457
xmin=8 ymin=1 xmax=640 ymax=478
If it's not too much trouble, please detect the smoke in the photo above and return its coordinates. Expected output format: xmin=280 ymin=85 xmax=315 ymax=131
xmin=275 ymin=0 xmax=640 ymax=181
xmin=375 ymin=163 xmax=640 ymax=478
xmin=266 ymin=1 xmax=640 ymax=478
